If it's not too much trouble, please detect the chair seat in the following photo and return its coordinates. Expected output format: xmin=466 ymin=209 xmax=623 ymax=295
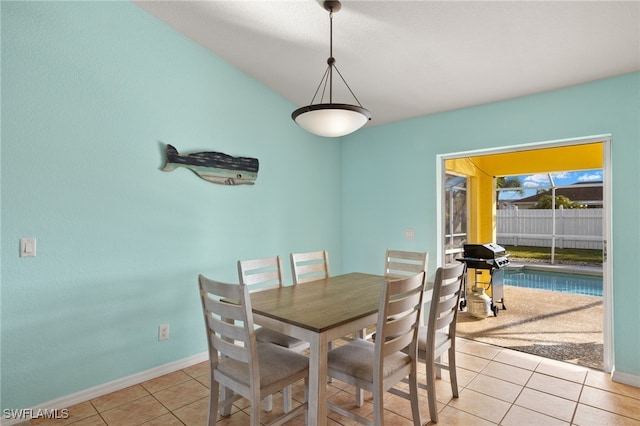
xmin=328 ymin=339 xmax=411 ymax=382
xmin=256 ymin=327 xmax=306 ymax=349
xmin=217 ymin=342 xmax=309 ymax=388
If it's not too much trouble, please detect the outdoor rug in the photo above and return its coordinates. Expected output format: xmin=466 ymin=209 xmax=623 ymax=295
xmin=456 ymin=285 xmax=603 ymax=370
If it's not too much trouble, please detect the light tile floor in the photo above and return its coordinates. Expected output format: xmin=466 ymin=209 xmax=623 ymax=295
xmin=28 ymin=338 xmax=640 ymax=425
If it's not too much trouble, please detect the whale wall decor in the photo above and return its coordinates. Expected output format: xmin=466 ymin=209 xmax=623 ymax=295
xmin=161 ymin=144 xmax=259 ymax=186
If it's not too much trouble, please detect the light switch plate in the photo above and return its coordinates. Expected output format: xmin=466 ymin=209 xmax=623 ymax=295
xmin=20 ymin=238 xmax=36 ymax=257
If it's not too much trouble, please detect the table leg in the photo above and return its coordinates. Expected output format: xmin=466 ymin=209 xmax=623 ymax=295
xmin=307 ymin=332 xmax=328 ymax=426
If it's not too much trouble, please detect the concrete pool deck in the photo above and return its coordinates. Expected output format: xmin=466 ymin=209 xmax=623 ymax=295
xmin=457 ymin=262 xmax=604 ymax=370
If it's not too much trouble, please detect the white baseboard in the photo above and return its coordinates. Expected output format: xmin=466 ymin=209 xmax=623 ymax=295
xmin=1 ymin=352 xmax=209 ymax=426
xmin=611 ymin=368 xmax=640 ymax=388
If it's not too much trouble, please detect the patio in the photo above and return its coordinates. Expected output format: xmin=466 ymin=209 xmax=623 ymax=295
xmin=456 ymin=284 xmax=603 ymax=370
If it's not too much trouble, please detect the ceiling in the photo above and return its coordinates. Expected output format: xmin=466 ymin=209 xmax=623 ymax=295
xmin=466 ymin=142 xmax=604 ymax=177
xmin=133 ymin=1 xmax=640 ymax=129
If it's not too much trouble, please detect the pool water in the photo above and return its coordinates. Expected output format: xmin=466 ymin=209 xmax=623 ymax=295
xmin=503 ymin=269 xmax=603 ymax=297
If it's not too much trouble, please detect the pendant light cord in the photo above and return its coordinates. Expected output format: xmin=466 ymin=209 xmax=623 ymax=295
xmin=305 ymin=3 xmax=366 ymax=109
xmin=329 ymin=9 xmax=334 ymax=103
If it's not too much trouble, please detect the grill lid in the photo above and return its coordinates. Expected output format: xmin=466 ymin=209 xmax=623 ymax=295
xmin=459 ymin=243 xmax=510 ymax=269
xmin=463 ymin=243 xmax=506 ymax=259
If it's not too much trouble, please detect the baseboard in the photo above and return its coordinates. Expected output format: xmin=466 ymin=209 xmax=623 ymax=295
xmin=1 ymin=352 xmax=209 ymax=426
xmin=611 ymin=368 xmax=640 ymax=388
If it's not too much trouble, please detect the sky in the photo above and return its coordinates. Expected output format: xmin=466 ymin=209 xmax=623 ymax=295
xmin=498 ymin=169 xmax=603 ymax=201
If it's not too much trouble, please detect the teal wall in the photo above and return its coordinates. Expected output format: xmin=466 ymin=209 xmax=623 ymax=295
xmin=2 ymin=0 xmax=639 ymax=412
xmin=342 ymin=73 xmax=640 ymax=378
xmin=1 ymin=2 xmax=342 ymax=410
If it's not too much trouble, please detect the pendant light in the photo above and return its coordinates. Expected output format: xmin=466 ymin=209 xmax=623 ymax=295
xmin=291 ymin=0 xmax=371 ymax=138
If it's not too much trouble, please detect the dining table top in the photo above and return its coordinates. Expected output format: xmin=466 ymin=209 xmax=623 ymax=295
xmin=249 ymin=272 xmax=385 ymax=333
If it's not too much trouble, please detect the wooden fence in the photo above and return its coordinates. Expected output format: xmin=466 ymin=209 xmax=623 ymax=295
xmin=496 ymin=207 xmax=603 ymax=250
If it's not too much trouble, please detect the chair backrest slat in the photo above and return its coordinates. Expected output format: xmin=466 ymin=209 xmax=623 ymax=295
xmin=297 ymin=262 xmax=327 ymax=274
xmin=211 ymin=333 xmax=251 ymax=363
xmin=439 ymin=275 xmax=463 ymax=297
xmin=435 ymin=296 xmax=459 ymax=316
xmin=200 ymin=275 xmax=241 ymax=299
xmin=203 ymin=297 xmax=243 ymax=322
xmin=240 ymin=270 xmax=281 ymax=287
xmin=388 ymin=290 xmax=422 ymax=316
xmin=384 ymin=250 xmax=428 ymax=279
xmin=208 ymin=314 xmax=246 ymax=342
xmin=382 ymin=316 xmax=418 ymax=356
xmin=383 ymin=329 xmax=416 ymax=357
xmin=434 ymin=309 xmax=456 ymax=331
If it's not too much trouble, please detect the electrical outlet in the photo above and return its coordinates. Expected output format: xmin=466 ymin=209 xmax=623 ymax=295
xmin=158 ymin=324 xmax=170 ymax=341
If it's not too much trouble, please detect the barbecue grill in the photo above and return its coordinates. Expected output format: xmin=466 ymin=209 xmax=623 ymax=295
xmin=457 ymin=243 xmax=510 ymax=317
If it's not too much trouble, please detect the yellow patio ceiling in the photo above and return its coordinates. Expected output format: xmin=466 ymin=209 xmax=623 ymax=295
xmin=467 ymin=142 xmax=603 ymax=177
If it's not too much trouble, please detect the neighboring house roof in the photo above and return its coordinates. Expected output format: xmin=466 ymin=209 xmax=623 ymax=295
xmin=505 ymin=182 xmax=603 ymax=207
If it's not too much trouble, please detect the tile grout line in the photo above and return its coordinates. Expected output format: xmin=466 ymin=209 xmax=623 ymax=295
xmin=88 ymin=399 xmax=108 ymax=426
xmin=144 ymin=368 xmax=215 ymax=426
xmin=495 ymin=348 xmax=529 ymax=425
xmin=507 ymin=362 xmax=539 ymax=423
xmin=145 ymin=391 xmax=186 ymax=426
xmin=576 ymin=386 xmax=640 ymax=421
xmin=569 ymin=367 xmax=591 ymax=425
xmin=570 ymin=379 xmax=587 ymax=426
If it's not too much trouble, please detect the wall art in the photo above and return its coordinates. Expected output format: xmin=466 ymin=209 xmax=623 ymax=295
xmin=162 ymin=144 xmax=259 ymax=186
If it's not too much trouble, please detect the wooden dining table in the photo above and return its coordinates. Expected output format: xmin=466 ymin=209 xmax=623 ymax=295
xmin=250 ymin=272 xmax=385 ymax=426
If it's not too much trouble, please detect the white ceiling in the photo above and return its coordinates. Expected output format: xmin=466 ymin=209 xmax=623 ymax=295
xmin=133 ymin=0 xmax=640 ymax=128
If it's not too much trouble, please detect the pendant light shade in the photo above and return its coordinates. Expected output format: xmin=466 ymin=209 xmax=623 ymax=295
xmin=292 ymin=104 xmax=371 ymax=138
xmin=291 ymin=1 xmax=371 ymax=137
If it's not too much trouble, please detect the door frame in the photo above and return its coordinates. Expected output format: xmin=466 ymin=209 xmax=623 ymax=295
xmin=435 ymin=134 xmax=613 ymax=372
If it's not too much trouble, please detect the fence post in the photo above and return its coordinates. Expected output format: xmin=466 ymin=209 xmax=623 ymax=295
xmin=551 ymin=189 xmax=556 ymax=264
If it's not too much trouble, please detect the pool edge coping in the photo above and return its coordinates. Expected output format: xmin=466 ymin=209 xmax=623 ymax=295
xmin=506 ymin=262 xmax=603 ymax=277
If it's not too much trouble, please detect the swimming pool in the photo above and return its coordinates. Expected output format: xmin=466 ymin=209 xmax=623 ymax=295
xmin=503 ymin=268 xmax=603 ymax=297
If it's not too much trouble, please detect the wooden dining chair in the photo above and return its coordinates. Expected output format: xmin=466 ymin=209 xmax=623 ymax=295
xmin=198 ymin=275 xmax=308 ymax=426
xmin=290 ymin=250 xmax=330 ymax=284
xmin=238 ymin=256 xmax=309 ymax=412
xmin=412 ymin=262 xmax=466 ymax=423
xmin=238 ymin=256 xmax=309 ymax=351
xmin=356 ymin=249 xmax=429 ymax=340
xmin=326 ymin=272 xmax=426 ymax=426
xmin=289 ymin=249 xmax=338 ymax=359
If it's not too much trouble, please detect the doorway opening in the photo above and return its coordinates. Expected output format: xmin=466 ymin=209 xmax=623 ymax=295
xmin=436 ymin=135 xmax=612 ymax=372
